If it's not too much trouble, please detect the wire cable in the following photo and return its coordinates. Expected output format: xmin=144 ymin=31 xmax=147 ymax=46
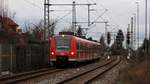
xmin=23 ymin=0 xmax=72 ymax=25
xmin=91 ymin=9 xmax=108 ymax=24
xmin=53 ymin=11 xmax=72 ymax=24
xmin=23 ymin=0 xmax=43 ymax=10
xmin=48 ymin=11 xmax=72 ymax=28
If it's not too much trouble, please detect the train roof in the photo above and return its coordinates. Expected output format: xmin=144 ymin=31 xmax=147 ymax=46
xmin=53 ymin=35 xmax=100 ymax=46
xmin=74 ymin=36 xmax=100 ymax=45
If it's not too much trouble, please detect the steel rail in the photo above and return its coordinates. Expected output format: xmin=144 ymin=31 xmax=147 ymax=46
xmin=0 ymin=68 xmax=64 ymax=84
xmin=57 ymin=58 xmax=117 ymax=84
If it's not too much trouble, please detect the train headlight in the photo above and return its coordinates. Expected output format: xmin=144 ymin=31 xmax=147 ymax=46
xmin=51 ymin=52 xmax=55 ymax=55
xmin=107 ymin=56 xmax=110 ymax=60
xmin=70 ymin=51 xmax=74 ymax=55
xmin=127 ymin=56 xmax=130 ymax=59
xmin=62 ymin=35 xmax=65 ymax=37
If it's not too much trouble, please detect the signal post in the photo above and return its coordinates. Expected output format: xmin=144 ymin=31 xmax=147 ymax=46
xmin=107 ymin=32 xmax=111 ymax=60
xmin=126 ymin=25 xmax=131 ymax=59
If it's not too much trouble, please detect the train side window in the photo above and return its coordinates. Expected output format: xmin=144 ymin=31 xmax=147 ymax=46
xmin=84 ymin=43 xmax=86 ymax=52
xmin=87 ymin=43 xmax=89 ymax=52
xmin=80 ymin=41 xmax=84 ymax=51
xmin=94 ymin=46 xmax=96 ymax=51
xmin=77 ymin=41 xmax=81 ymax=51
xmin=82 ymin=42 xmax=86 ymax=52
xmin=81 ymin=42 xmax=84 ymax=51
xmin=93 ymin=45 xmax=95 ymax=52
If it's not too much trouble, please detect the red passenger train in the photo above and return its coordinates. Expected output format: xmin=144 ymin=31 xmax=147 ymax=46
xmin=50 ymin=34 xmax=101 ymax=66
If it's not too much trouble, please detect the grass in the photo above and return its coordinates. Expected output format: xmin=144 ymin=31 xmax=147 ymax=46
xmin=116 ymin=60 xmax=150 ymax=84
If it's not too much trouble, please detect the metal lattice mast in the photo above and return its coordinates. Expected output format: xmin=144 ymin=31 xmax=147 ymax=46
xmin=131 ymin=17 xmax=134 ymax=49
xmin=127 ymin=24 xmax=131 ymax=48
xmin=145 ymin=0 xmax=148 ymax=55
xmin=0 ymin=0 xmax=3 ymax=16
xmin=45 ymin=1 xmax=96 ymax=35
xmin=72 ymin=1 xmax=76 ymax=33
xmin=88 ymin=4 xmax=90 ymax=26
xmin=136 ymin=2 xmax=140 ymax=49
xmin=44 ymin=0 xmax=50 ymax=40
xmin=134 ymin=14 xmax=136 ymax=50
xmin=0 ymin=0 xmax=8 ymax=17
xmin=145 ymin=0 xmax=147 ymax=39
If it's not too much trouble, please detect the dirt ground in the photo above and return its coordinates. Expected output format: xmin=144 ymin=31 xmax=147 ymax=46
xmin=116 ymin=60 xmax=150 ymax=84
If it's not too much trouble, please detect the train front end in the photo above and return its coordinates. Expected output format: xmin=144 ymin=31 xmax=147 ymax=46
xmin=50 ymin=35 xmax=77 ymax=66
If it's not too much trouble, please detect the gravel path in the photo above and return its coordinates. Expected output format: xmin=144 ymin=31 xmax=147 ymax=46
xmin=90 ymin=60 xmax=129 ymax=84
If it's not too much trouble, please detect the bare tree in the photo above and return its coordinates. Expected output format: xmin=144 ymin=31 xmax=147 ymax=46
xmin=100 ymin=35 xmax=105 ymax=45
xmin=77 ymin=25 xmax=83 ymax=37
xmin=23 ymin=20 xmax=57 ymax=40
xmin=48 ymin=21 xmax=57 ymax=36
xmin=60 ymin=25 xmax=84 ymax=37
xmin=9 ymin=11 xmax=16 ymax=19
xmin=116 ymin=29 xmax=124 ymax=48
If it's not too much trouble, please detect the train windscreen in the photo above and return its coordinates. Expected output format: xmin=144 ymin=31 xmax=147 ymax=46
xmin=54 ymin=35 xmax=71 ymax=51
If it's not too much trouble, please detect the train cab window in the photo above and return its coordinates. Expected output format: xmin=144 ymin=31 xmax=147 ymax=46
xmin=55 ymin=35 xmax=71 ymax=51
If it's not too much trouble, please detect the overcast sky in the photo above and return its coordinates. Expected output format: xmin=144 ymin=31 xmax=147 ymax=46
xmin=8 ymin=0 xmax=150 ymax=43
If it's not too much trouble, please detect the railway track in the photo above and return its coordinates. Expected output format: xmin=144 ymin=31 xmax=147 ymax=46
xmin=17 ymin=58 xmax=116 ymax=84
xmin=57 ymin=57 xmax=120 ymax=84
xmin=0 ymin=57 xmax=119 ymax=84
xmin=0 ymin=68 xmax=64 ymax=84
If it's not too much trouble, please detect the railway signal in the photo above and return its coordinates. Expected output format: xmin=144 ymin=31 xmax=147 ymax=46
xmin=107 ymin=32 xmax=111 ymax=45
xmin=126 ymin=31 xmax=130 ymax=45
xmin=116 ymin=29 xmax=124 ymax=47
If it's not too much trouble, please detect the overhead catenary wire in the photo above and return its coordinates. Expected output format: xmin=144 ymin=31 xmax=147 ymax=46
xmin=23 ymin=0 xmax=72 ymax=25
xmin=86 ymin=0 xmax=108 ymax=25
xmin=24 ymin=0 xmax=117 ymax=38
xmin=91 ymin=9 xmax=108 ymax=25
xmin=23 ymin=0 xmax=43 ymax=10
xmin=88 ymin=0 xmax=120 ymax=30
xmin=50 ymin=9 xmax=71 ymax=12
xmin=83 ymin=0 xmax=108 ymax=38
xmin=89 ymin=0 xmax=120 ymax=44
xmin=149 ymin=12 xmax=150 ymax=40
xmin=86 ymin=0 xmax=90 ymax=3
xmin=94 ymin=9 xmax=108 ymax=21
xmin=87 ymin=0 xmax=120 ymax=39
xmin=90 ymin=0 xmax=120 ymax=30
xmin=50 ymin=11 xmax=72 ymax=27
